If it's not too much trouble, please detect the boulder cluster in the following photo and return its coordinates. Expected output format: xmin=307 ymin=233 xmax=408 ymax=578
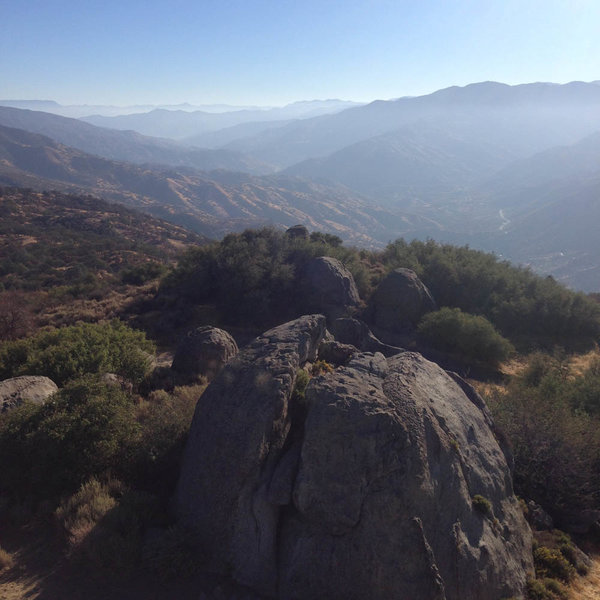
xmin=174 ymin=314 xmax=533 ymax=599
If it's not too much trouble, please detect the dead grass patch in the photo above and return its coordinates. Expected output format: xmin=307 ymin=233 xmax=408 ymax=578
xmin=569 ymin=555 xmax=600 ymax=600
xmin=0 ymin=545 xmax=14 ymax=571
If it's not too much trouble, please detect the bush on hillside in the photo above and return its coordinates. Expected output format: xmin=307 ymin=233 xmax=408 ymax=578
xmin=383 ymin=239 xmax=600 ymax=350
xmin=486 ymin=355 xmax=600 ymax=517
xmin=161 ymin=227 xmax=370 ymax=327
xmin=0 ymin=320 xmax=155 ymax=386
xmin=417 ymin=307 xmax=514 ymax=366
xmin=0 ymin=376 xmax=140 ymax=502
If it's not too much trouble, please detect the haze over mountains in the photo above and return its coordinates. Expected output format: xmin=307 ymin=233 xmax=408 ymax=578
xmin=2 ymin=81 xmax=600 ymax=291
xmin=0 ymin=99 xmax=361 ymax=124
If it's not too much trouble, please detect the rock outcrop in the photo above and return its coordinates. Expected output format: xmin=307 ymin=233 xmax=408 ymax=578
xmin=330 ymin=316 xmax=404 ymax=356
xmin=303 ymin=257 xmax=360 ymax=321
xmin=171 ymin=326 xmax=238 ymax=381
xmin=285 ymin=224 xmax=309 ymax=240
xmin=174 ymin=316 xmax=532 ymax=599
xmin=369 ymin=267 xmax=436 ymax=333
xmin=0 ymin=375 xmax=58 ymax=413
xmin=174 ymin=315 xmax=327 ymax=595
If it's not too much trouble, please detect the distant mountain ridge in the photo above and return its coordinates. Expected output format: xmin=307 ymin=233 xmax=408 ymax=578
xmin=0 ymin=106 xmax=271 ymax=174
xmin=0 ymin=98 xmax=362 ymax=120
xmin=4 ymin=81 xmax=600 ymax=292
xmin=80 ymin=100 xmax=363 ymax=140
xmin=0 ymin=123 xmax=431 ymax=246
xmin=228 ymin=81 xmax=600 ymax=171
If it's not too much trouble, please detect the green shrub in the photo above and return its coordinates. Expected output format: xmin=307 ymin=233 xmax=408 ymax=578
xmin=418 ymin=307 xmax=514 ymax=366
xmin=160 ymin=227 xmax=370 ymax=327
xmin=0 ymin=376 xmax=140 ymax=502
xmin=0 ymin=320 xmax=155 ymax=386
xmin=471 ymin=494 xmax=492 ymax=516
xmin=120 ymin=262 xmax=167 ymax=285
xmin=533 ymin=546 xmax=575 ymax=582
xmin=291 ymin=369 xmax=310 ymax=405
xmin=131 ymin=384 xmax=203 ymax=497
xmin=383 ymin=238 xmax=600 ymax=350
xmin=486 ymin=355 xmax=600 ymax=517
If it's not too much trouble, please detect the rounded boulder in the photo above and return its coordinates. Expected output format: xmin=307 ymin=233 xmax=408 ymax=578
xmin=0 ymin=375 xmax=58 ymax=413
xmin=369 ymin=267 xmax=436 ymax=332
xmin=303 ymin=256 xmax=360 ymax=321
xmin=171 ymin=326 xmax=238 ymax=381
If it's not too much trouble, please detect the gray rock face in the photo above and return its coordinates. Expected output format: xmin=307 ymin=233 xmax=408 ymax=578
xmin=0 ymin=375 xmax=58 ymax=413
xmin=526 ymin=500 xmax=554 ymax=531
xmin=174 ymin=315 xmax=327 ymax=595
xmin=330 ymin=317 xmax=404 ymax=356
xmin=303 ymin=257 xmax=360 ymax=321
xmin=369 ymin=267 xmax=436 ymax=332
xmin=171 ymin=326 xmax=238 ymax=381
xmin=175 ymin=318 xmax=532 ymax=600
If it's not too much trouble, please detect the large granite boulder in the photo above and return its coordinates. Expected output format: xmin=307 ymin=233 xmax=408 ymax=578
xmin=0 ymin=375 xmax=58 ymax=413
xmin=369 ymin=267 xmax=436 ymax=333
xmin=174 ymin=318 xmax=532 ymax=599
xmin=171 ymin=326 xmax=238 ymax=381
xmin=303 ymin=257 xmax=360 ymax=321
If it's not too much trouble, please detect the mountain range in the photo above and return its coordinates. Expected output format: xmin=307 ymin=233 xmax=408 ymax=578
xmin=0 ymin=124 xmax=432 ymax=246
xmin=2 ymin=81 xmax=600 ymax=291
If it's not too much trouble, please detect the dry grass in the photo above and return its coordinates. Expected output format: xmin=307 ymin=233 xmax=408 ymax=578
xmin=569 ymin=555 xmax=600 ymax=599
xmin=0 ymin=545 xmax=14 ymax=572
xmin=55 ymin=478 xmax=122 ymax=549
xmin=37 ymin=282 xmax=158 ymax=329
xmin=569 ymin=349 xmax=600 ymax=379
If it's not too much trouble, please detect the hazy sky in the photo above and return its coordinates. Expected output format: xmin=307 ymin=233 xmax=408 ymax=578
xmin=1 ymin=0 xmax=599 ymax=106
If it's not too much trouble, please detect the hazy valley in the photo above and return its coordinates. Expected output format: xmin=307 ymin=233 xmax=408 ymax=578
xmin=2 ymin=81 xmax=600 ymax=291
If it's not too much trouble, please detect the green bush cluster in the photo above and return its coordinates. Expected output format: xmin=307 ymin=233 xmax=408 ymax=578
xmin=486 ymin=353 xmax=600 ymax=517
xmin=0 ymin=375 xmax=202 ymax=505
xmin=533 ymin=546 xmax=575 ymax=582
xmin=160 ymin=227 xmax=370 ymax=327
xmin=0 ymin=320 xmax=155 ymax=386
xmin=382 ymin=238 xmax=600 ymax=350
xmin=160 ymin=229 xmax=600 ymax=350
xmin=0 ymin=377 xmax=139 ymax=501
xmin=0 ymin=188 xmax=183 ymax=294
xmin=418 ymin=307 xmax=514 ymax=366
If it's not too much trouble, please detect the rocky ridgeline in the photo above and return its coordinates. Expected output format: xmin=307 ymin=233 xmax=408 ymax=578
xmin=174 ymin=314 xmax=533 ymax=599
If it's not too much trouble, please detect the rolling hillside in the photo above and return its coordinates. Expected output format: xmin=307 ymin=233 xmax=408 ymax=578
xmin=0 ymin=124 xmax=436 ymax=246
xmin=0 ymin=106 xmax=270 ymax=174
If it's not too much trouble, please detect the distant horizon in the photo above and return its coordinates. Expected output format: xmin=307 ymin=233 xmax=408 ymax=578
xmin=2 ymin=0 xmax=599 ymax=106
xmin=2 ymin=78 xmax=600 ymax=112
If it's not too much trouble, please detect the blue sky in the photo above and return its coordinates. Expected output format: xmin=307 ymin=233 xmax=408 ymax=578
xmin=1 ymin=0 xmax=599 ymax=106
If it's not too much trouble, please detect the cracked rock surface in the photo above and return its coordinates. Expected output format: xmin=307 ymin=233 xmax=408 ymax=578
xmin=174 ymin=315 xmax=532 ymax=599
